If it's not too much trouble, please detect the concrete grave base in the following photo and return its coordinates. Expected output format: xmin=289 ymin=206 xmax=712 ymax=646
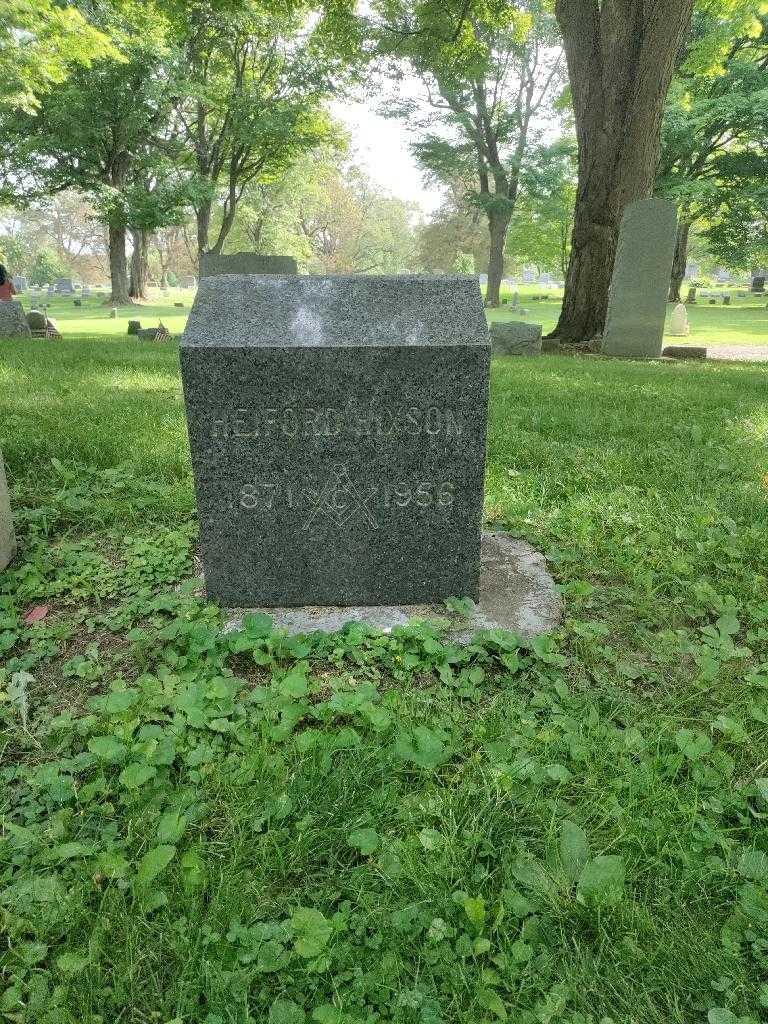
xmin=223 ymin=531 xmax=561 ymax=643
xmin=662 ymin=345 xmax=707 ymax=360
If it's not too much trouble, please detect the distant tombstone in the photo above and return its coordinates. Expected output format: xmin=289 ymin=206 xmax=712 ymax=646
xmin=0 ymin=301 xmax=32 ymax=338
xmin=715 ymin=269 xmax=731 ymax=283
xmin=0 ymin=450 xmax=16 ymax=571
xmin=723 ymin=294 xmax=731 ymax=306
xmin=181 ymin=275 xmax=197 ymax=289
xmin=685 ymin=286 xmax=697 ymax=304
xmin=490 ymin=321 xmax=542 ymax=356
xmin=82 ymin=285 xmax=91 ymax=298
xmin=55 ymin=278 xmax=74 ymax=295
xmin=47 ymin=285 xmax=55 ymax=296
xmin=14 ymin=275 xmax=27 ymax=292
xmin=511 ymin=291 xmax=520 ymax=308
xmin=752 ymin=276 xmax=766 ymax=294
xmin=110 ymin=308 xmax=117 ymax=319
xmin=669 ymin=303 xmax=690 ymax=336
xmin=199 ymin=252 xmax=298 ymax=279
xmin=127 ymin=320 xmax=142 ymax=336
xmin=601 ymin=198 xmax=677 ymax=358
xmin=180 ymin=274 xmax=490 ymax=607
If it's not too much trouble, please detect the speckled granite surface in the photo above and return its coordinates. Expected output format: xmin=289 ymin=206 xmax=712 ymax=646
xmin=180 ymin=274 xmax=490 ymax=606
xmin=0 ymin=301 xmax=31 ymax=339
xmin=199 ymin=252 xmax=297 ymax=278
xmin=0 ymin=450 xmax=16 ymax=571
xmin=183 ymin=274 xmax=489 ymax=348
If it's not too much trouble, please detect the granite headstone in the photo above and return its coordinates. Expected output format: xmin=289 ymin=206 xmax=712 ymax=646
xmin=200 ymin=252 xmax=298 ymax=279
xmin=601 ymin=198 xmax=678 ymax=358
xmin=14 ymin=275 xmax=28 ymax=292
xmin=490 ymin=321 xmax=542 ymax=356
xmin=181 ymin=274 xmax=490 ymax=607
xmin=0 ymin=301 xmax=31 ymax=338
xmin=669 ymin=303 xmax=690 ymax=336
xmin=0 ymin=450 xmax=16 ymax=571
xmin=55 ymin=278 xmax=74 ymax=295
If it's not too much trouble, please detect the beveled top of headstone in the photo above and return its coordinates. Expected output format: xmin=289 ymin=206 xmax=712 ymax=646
xmin=200 ymin=252 xmax=298 ymax=278
xmin=182 ymin=274 xmax=488 ymax=348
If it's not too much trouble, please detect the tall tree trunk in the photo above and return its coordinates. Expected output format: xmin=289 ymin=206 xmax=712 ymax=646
xmin=129 ymin=228 xmax=150 ymax=300
xmin=485 ymin=213 xmax=511 ymax=307
xmin=669 ymin=220 xmax=690 ymax=301
xmin=107 ymin=224 xmax=130 ymax=306
xmin=550 ymin=0 xmax=694 ymax=344
xmin=196 ymin=201 xmax=212 ymax=263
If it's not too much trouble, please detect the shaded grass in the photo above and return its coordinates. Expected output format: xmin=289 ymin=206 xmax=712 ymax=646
xmin=1 ymin=338 xmax=768 ymax=1022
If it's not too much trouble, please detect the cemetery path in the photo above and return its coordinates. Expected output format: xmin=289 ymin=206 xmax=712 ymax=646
xmin=707 ymin=344 xmax=768 ymax=362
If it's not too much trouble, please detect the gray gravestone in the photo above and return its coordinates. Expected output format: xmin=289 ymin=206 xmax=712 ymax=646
xmin=0 ymin=451 xmax=16 ymax=571
xmin=181 ymin=274 xmax=490 ymax=607
xmin=181 ymin=275 xmax=197 ymax=289
xmin=0 ymin=301 xmax=31 ymax=338
xmin=601 ymin=198 xmax=678 ymax=358
xmin=55 ymin=278 xmax=74 ymax=294
xmin=490 ymin=321 xmax=542 ymax=356
xmin=200 ymin=252 xmax=298 ymax=279
xmin=13 ymin=275 xmax=27 ymax=292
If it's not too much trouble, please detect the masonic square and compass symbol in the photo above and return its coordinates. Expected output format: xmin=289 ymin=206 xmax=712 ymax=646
xmin=302 ymin=462 xmax=379 ymax=531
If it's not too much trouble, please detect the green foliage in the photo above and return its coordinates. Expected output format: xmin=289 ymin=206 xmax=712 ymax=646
xmin=1 ymin=0 xmax=115 ymax=112
xmin=658 ymin=11 xmax=768 ymax=269
xmin=28 ymin=247 xmax=68 ymax=286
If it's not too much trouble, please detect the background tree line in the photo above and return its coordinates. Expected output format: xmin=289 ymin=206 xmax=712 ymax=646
xmin=1 ymin=0 xmax=765 ymax=338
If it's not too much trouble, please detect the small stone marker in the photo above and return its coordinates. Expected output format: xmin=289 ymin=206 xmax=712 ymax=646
xmin=685 ymin=286 xmax=697 ymax=304
xmin=601 ymin=198 xmax=678 ymax=358
xmin=0 ymin=450 xmax=16 ymax=571
xmin=490 ymin=321 xmax=542 ymax=356
xmin=723 ymin=294 xmax=731 ymax=306
xmin=752 ymin=275 xmax=766 ymax=293
xmin=662 ymin=345 xmax=707 ymax=360
xmin=181 ymin=274 xmax=490 ymax=607
xmin=110 ymin=308 xmax=117 ymax=319
xmin=669 ymin=303 xmax=690 ymax=336
xmin=511 ymin=291 xmax=520 ymax=309
xmin=55 ymin=278 xmax=74 ymax=295
xmin=0 ymin=301 xmax=31 ymax=338
xmin=181 ymin=275 xmax=197 ymax=289
xmin=14 ymin=275 xmax=27 ymax=292
xmin=127 ymin=320 xmax=142 ymax=336
xmin=199 ymin=252 xmax=298 ymax=278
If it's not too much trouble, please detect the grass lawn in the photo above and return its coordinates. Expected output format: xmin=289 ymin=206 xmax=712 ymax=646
xmin=15 ymin=283 xmax=768 ymax=348
xmin=1 ymin=338 xmax=768 ymax=1023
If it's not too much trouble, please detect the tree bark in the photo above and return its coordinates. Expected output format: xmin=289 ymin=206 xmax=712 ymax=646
xmin=550 ymin=0 xmax=694 ymax=344
xmin=669 ymin=220 xmax=690 ymax=301
xmin=107 ymin=224 xmax=131 ymax=306
xmin=196 ymin=200 xmax=212 ymax=263
xmin=129 ymin=228 xmax=151 ymax=300
xmin=486 ymin=212 xmax=511 ymax=307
